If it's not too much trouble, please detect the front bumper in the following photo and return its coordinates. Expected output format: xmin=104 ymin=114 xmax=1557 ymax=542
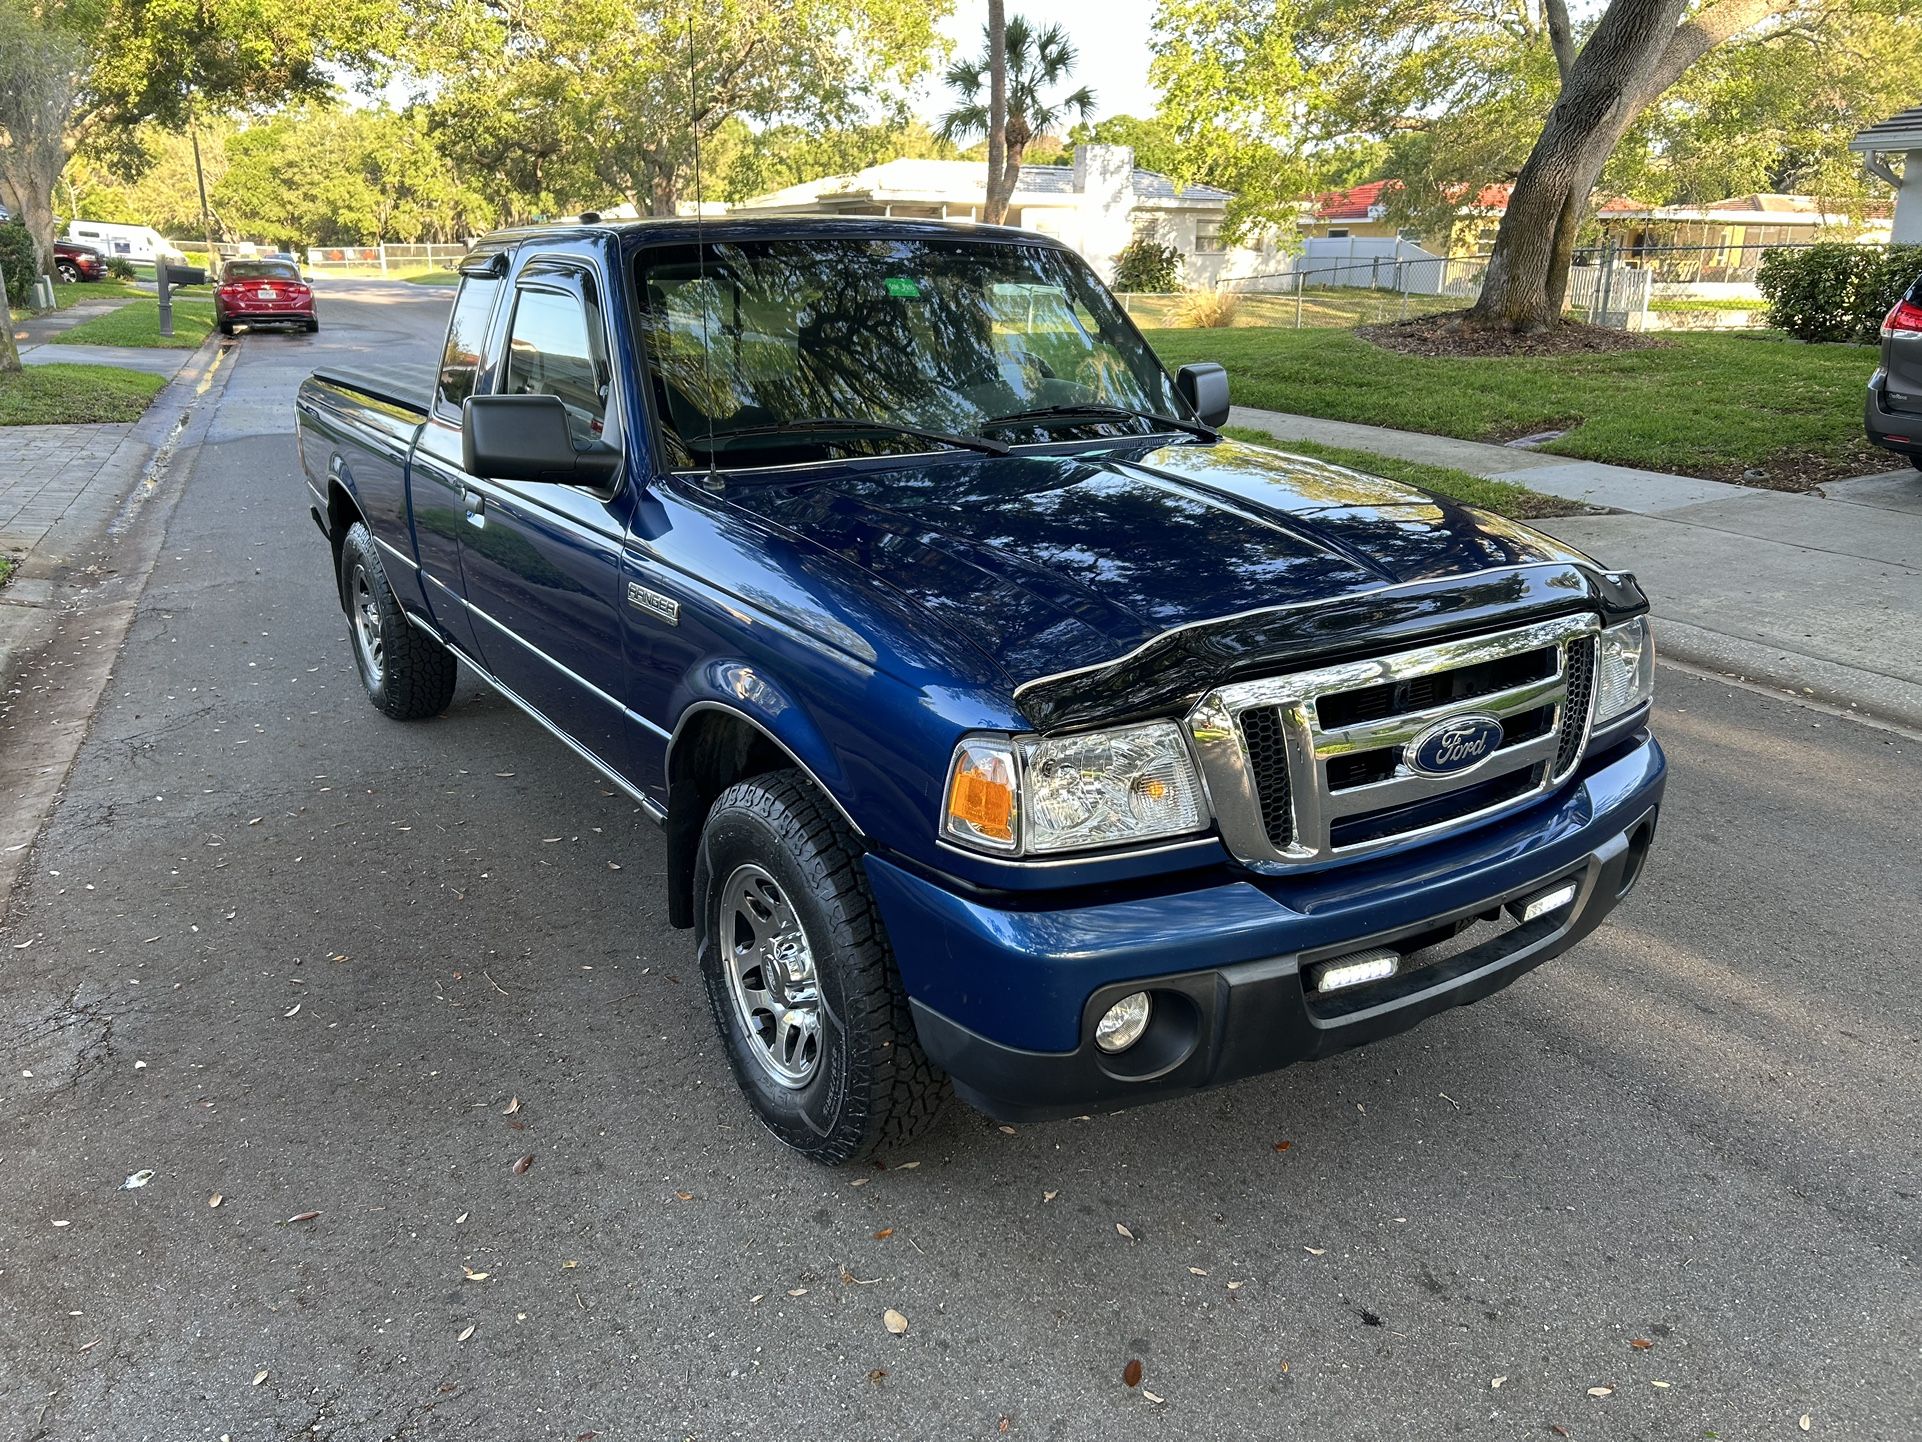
xmin=871 ymin=731 xmax=1664 ymax=1122
xmin=1866 ymin=372 xmax=1922 ymax=456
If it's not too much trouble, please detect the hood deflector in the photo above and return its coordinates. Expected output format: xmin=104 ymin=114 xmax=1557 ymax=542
xmin=1011 ymin=562 xmax=1649 ymax=732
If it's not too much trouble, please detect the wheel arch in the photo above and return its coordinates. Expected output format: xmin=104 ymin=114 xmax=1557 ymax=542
xmin=662 ymin=698 xmax=863 ymax=931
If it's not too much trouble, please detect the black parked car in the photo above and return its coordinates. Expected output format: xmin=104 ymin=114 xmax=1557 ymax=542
xmin=1866 ymin=273 xmax=1922 ymax=471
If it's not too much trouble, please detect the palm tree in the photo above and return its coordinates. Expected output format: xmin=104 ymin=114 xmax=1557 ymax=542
xmin=938 ymin=15 xmax=1096 ymax=227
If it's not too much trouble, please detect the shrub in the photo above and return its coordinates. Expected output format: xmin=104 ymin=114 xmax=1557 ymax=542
xmin=1113 ymin=239 xmax=1182 ymax=293
xmin=106 ymin=255 xmax=137 ymax=280
xmin=0 ymin=222 xmax=39 ymax=308
xmin=1757 ymin=242 xmax=1922 ymax=343
xmin=1172 ymin=288 xmax=1240 ymax=327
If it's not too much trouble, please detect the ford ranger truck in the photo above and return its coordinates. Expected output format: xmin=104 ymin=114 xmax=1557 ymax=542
xmin=294 ymin=219 xmax=1664 ymax=1164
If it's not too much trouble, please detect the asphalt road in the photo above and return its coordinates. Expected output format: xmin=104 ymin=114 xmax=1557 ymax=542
xmin=2 ymin=280 xmax=1917 ymax=1441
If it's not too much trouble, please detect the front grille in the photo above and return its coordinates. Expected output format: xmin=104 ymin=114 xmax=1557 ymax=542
xmin=1240 ymin=706 xmax=1294 ymax=847
xmin=1556 ymin=636 xmax=1597 ymax=776
xmin=1186 ymin=614 xmax=1601 ymax=867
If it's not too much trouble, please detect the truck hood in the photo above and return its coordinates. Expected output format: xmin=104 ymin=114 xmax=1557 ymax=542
xmin=726 ymin=438 xmax=1645 ymax=728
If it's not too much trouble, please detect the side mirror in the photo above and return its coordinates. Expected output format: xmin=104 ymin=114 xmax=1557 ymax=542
xmin=1175 ymin=362 xmax=1230 ymax=429
xmin=462 ymin=394 xmax=621 ymax=489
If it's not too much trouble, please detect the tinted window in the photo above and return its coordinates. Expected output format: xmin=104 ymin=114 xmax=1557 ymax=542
xmin=223 ymin=261 xmax=299 ymax=281
xmin=502 ymin=286 xmax=608 ymax=444
xmin=438 ymin=276 xmax=502 ymax=412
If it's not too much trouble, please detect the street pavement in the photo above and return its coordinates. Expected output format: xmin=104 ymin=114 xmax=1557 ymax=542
xmin=2 ymin=281 xmax=1918 ymax=1440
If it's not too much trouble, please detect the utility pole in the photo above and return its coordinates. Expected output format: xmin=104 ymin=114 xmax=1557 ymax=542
xmin=984 ymin=0 xmax=1008 ymax=225
xmin=191 ymin=118 xmax=216 ymax=270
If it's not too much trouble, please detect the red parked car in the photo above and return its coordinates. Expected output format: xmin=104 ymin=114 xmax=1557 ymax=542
xmin=54 ymin=240 xmax=108 ymax=283
xmin=214 ymin=259 xmax=319 ymax=335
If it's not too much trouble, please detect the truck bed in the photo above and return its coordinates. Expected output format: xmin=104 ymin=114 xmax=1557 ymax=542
xmin=305 ymin=365 xmax=433 ymax=418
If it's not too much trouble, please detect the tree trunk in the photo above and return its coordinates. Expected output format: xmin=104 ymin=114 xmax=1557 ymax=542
xmin=1468 ymin=0 xmax=1690 ymax=331
xmin=21 ymin=189 xmax=59 ymax=281
xmin=982 ymin=0 xmax=1010 ymax=225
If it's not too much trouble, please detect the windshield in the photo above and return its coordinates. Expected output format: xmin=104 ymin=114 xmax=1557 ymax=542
xmin=224 ymin=261 xmax=300 ymax=281
xmin=635 ymin=236 xmax=1189 ymax=468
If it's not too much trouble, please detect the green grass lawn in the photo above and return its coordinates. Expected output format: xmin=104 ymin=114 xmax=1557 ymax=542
xmin=50 ymin=278 xmax=148 ymax=310
xmin=0 ymin=363 xmax=168 ymax=425
xmin=0 ymin=554 xmax=14 ymax=586
xmin=1222 ymin=428 xmax=1588 ymax=521
xmin=1151 ymin=327 xmax=1882 ymax=485
xmin=49 ymin=297 xmax=215 ymax=349
xmin=402 ymin=271 xmax=461 ymax=286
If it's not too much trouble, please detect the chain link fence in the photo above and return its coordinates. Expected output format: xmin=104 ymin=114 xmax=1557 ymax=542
xmin=1120 ymin=241 xmax=1908 ymax=334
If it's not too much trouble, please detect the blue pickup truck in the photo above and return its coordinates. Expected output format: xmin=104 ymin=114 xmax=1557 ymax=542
xmin=295 ymin=218 xmax=1664 ymax=1163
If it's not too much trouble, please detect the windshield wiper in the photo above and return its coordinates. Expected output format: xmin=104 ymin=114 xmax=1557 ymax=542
xmin=982 ymin=404 xmax=1218 ymax=442
xmin=689 ymin=417 xmax=1011 ymax=459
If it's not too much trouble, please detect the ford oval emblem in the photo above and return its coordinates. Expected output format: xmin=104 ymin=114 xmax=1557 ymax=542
xmin=1405 ymin=714 xmax=1504 ymax=777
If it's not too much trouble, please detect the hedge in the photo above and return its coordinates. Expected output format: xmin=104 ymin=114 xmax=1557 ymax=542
xmin=0 ymin=222 xmax=39 ymax=308
xmin=1757 ymin=242 xmax=1922 ymax=344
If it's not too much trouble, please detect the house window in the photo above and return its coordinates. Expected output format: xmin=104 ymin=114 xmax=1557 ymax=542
xmin=1326 ymin=228 xmax=1350 ymax=239
xmin=1194 ymin=220 xmax=1226 ymax=254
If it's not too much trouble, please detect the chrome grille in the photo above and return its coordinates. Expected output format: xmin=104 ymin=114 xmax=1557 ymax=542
xmin=1187 ymin=615 xmax=1601 ymax=868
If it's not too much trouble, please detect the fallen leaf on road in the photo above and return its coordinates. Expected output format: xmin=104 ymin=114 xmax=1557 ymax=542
xmin=208 ymin=1194 xmax=222 ymax=1208
xmin=1116 ymin=1223 xmax=1136 ymax=1241
xmin=873 ymin=1228 xmax=894 ymax=1240
xmin=503 ymin=1097 xmax=520 ymax=1116
xmin=79 ymin=1338 xmax=101 ymax=1352
xmin=1273 ymin=1141 xmax=1292 ymax=1152
xmin=248 ymin=817 xmax=262 ymax=826
xmin=457 ymin=1325 xmax=475 ymax=1342
xmin=1491 ymin=1377 xmax=1507 ymax=1389
xmin=562 ymin=1260 xmax=578 ymax=1269
xmin=674 ymin=1191 xmax=694 ymax=1201
xmin=252 ymin=1370 xmax=269 ymax=1386
xmin=749 ymin=1294 xmax=764 ymax=1304
xmin=454 ymin=1213 xmax=467 ymax=1225
xmin=1304 ymin=1247 xmax=1326 ymax=1256
xmin=283 ymin=1004 xmax=300 ymax=1018
xmin=849 ymin=1178 xmax=869 ymax=1188
xmin=1588 ymin=1386 xmax=1613 ymax=1397
xmin=284 ymin=1211 xmax=320 ymax=1224
xmin=1550 ymin=1427 xmax=1569 ymax=1438
xmin=462 ymin=1267 xmax=489 ymax=1282
xmin=1042 ymin=1190 xmax=1057 ymax=1202
xmin=1188 ymin=1267 xmax=1207 ymax=1277
xmin=1630 ymin=1338 xmax=1654 ymax=1350
xmin=1142 ymin=1390 xmax=1165 ymax=1404
xmin=50 ymin=1219 xmax=69 ymax=1228
xmin=121 ymin=1170 xmax=155 ymax=1191
xmin=1800 ymin=1417 xmax=1812 ymax=1432
xmin=894 ymin=1161 xmax=921 ymax=1171
xmin=1123 ymin=1359 xmax=1143 ymax=1388
xmin=786 ymin=1288 xmax=807 ymax=1297
xmin=134 ymin=1060 xmax=148 ymax=1070
xmin=882 ymin=1308 xmax=910 ymax=1335
xmin=1226 ymin=1280 xmax=1244 ymax=1291
xmin=512 ymin=1155 xmax=534 ymax=1175
xmin=998 ymin=1125 xmax=1016 ymax=1135
xmin=867 ymin=1368 xmax=887 ymax=1384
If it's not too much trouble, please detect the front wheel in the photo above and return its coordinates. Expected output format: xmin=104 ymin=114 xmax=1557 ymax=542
xmin=56 ymin=261 xmax=78 ymax=283
xmin=337 ymin=521 xmax=457 ymax=721
xmin=696 ymin=771 xmax=944 ymax=1165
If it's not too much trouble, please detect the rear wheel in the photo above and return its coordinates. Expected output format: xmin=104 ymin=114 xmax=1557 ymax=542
xmin=306 ymin=314 xmax=320 ymax=333
xmin=696 ymin=770 xmax=944 ymax=1165
xmin=337 ymin=521 xmax=457 ymax=721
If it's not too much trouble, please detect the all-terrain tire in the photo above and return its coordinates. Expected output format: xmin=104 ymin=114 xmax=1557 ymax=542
xmin=338 ymin=521 xmax=457 ymax=721
xmin=695 ymin=769 xmax=944 ymax=1164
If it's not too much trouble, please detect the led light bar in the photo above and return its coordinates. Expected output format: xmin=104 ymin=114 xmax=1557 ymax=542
xmin=1313 ymin=947 xmax=1401 ymax=994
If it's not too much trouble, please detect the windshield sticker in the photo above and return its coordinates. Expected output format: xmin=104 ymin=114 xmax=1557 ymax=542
xmin=883 ymin=276 xmax=923 ymax=299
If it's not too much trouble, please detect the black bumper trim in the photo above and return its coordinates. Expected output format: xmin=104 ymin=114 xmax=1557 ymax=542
xmin=912 ymin=806 xmax=1658 ymax=1123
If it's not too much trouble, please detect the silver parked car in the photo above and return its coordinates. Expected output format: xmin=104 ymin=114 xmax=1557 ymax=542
xmin=1867 ymin=272 xmax=1922 ymax=471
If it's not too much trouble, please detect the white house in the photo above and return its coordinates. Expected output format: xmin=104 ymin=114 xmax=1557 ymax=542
xmin=731 ymin=144 xmax=1274 ymax=287
xmin=1852 ymin=105 xmax=1922 ymax=245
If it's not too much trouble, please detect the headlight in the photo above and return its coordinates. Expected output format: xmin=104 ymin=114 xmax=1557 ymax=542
xmin=942 ymin=720 xmax=1207 ymax=856
xmin=1594 ymin=617 xmax=1654 ymax=725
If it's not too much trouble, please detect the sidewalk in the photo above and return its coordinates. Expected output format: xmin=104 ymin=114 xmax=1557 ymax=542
xmin=1231 ymin=406 xmax=1922 ymax=730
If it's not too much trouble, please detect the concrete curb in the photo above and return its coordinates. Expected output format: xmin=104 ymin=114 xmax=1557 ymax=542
xmin=1652 ymin=619 xmax=1922 ymax=735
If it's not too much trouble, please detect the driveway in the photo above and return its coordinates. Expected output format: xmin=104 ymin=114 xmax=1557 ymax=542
xmin=2 ymin=280 xmax=1917 ymax=1440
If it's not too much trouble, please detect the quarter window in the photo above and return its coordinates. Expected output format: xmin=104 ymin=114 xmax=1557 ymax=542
xmin=503 ymin=287 xmax=608 ymax=445
xmin=437 ymin=275 xmax=502 ymax=412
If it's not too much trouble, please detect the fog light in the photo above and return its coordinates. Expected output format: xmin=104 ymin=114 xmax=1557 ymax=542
xmin=1511 ymin=879 xmax=1580 ymax=923
xmin=1095 ymin=992 xmax=1152 ymax=1053
xmin=1313 ymin=947 xmax=1400 ymax=994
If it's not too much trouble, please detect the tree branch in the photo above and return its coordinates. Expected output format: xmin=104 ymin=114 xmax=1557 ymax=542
xmin=1544 ymin=0 xmax=1577 ymax=83
xmin=1643 ymin=0 xmax=1796 ymax=103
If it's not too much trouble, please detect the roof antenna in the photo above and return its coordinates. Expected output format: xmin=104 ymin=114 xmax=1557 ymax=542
xmin=686 ymin=4 xmax=722 ymax=493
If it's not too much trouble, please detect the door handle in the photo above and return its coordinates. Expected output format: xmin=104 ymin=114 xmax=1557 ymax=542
xmin=463 ymin=488 xmax=485 ymax=528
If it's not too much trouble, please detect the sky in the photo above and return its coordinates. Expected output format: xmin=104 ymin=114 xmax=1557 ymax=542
xmin=908 ymin=0 xmax=1164 ymax=130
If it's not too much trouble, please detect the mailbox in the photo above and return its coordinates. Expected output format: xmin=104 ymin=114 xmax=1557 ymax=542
xmin=154 ymin=260 xmax=208 ymax=339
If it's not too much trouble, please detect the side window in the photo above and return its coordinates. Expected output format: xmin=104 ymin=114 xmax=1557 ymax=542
xmin=502 ymin=286 xmax=608 ymax=445
xmin=437 ymin=275 xmax=502 ymax=413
